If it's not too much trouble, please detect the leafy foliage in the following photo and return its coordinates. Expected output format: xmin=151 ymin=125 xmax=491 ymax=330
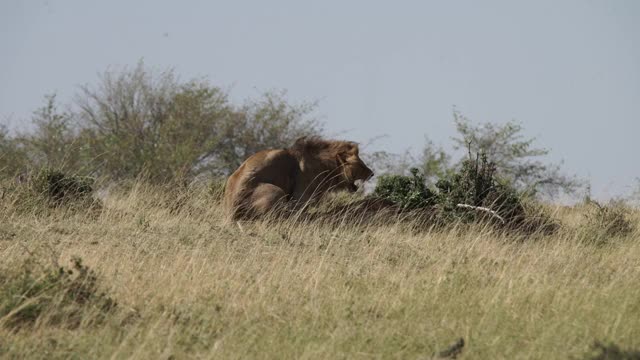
xmin=0 ymin=61 xmax=322 ymax=184
xmin=30 ymin=168 xmax=94 ymax=206
xmin=434 ymin=151 xmax=534 ymax=229
xmin=0 ymin=125 xmax=29 ymax=178
xmin=374 ymin=168 xmax=435 ymax=210
xmin=373 ymin=110 xmax=579 ymax=200
xmin=373 ymin=150 xmax=558 ymax=234
xmin=74 ymin=63 xmax=321 ymax=182
xmin=19 ymin=94 xmax=82 ymax=172
xmin=75 ymin=63 xmax=231 ymax=181
xmin=419 ymin=137 xmax=452 ymax=186
xmin=451 ymin=110 xmax=580 ymax=197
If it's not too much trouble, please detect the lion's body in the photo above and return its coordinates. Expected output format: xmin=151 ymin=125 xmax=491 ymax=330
xmin=223 ymin=137 xmax=373 ymax=220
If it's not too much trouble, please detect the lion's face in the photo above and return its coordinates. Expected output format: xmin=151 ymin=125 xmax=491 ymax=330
xmin=339 ymin=143 xmax=374 ymax=192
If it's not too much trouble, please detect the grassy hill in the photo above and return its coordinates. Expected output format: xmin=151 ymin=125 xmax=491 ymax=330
xmin=1 ymin=183 xmax=639 ymax=359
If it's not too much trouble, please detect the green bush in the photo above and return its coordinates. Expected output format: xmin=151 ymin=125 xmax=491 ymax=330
xmin=30 ymin=168 xmax=94 ymax=206
xmin=0 ymin=169 xmax=97 ymax=215
xmin=584 ymin=341 xmax=640 ymax=360
xmin=374 ymin=168 xmax=435 ymax=210
xmin=0 ymin=257 xmax=116 ymax=329
xmin=0 ymin=125 xmax=29 ymax=180
xmin=0 ymin=62 xmax=323 ymax=185
xmin=71 ymin=62 xmax=322 ymax=182
xmin=372 ymin=151 xmax=558 ymax=234
xmin=435 ymin=152 xmax=527 ymax=227
xmin=449 ymin=111 xmax=581 ymax=197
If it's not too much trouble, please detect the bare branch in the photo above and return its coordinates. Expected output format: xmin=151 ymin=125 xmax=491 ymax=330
xmin=456 ymin=203 xmax=505 ymax=224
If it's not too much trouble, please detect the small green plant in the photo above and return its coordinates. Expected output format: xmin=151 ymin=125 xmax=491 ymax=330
xmin=374 ymin=168 xmax=436 ymax=210
xmin=0 ymin=257 xmax=116 ymax=329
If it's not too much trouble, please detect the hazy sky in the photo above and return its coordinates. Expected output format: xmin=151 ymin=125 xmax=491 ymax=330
xmin=1 ymin=0 xmax=639 ymax=200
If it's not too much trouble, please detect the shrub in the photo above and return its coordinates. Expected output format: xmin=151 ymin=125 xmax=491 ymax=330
xmin=0 ymin=257 xmax=116 ymax=329
xmin=0 ymin=125 xmax=29 ymax=179
xmin=30 ymin=168 xmax=94 ymax=206
xmin=74 ymin=63 xmax=322 ymax=182
xmin=0 ymin=168 xmax=97 ymax=215
xmin=580 ymin=200 xmax=635 ymax=246
xmin=372 ymin=151 xmax=558 ymax=234
xmin=374 ymin=168 xmax=436 ymax=210
xmin=449 ymin=111 xmax=581 ymax=197
xmin=435 ymin=152 xmax=519 ymax=218
xmin=18 ymin=94 xmax=82 ymax=172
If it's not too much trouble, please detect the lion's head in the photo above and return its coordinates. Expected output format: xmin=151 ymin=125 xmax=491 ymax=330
xmin=291 ymin=137 xmax=374 ymax=193
xmin=336 ymin=141 xmax=374 ymax=192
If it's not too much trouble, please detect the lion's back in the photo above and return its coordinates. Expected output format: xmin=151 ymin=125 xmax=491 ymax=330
xmin=223 ymin=149 xmax=299 ymax=218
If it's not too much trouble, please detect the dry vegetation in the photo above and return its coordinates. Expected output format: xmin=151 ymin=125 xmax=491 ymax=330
xmin=1 ymin=182 xmax=639 ymax=359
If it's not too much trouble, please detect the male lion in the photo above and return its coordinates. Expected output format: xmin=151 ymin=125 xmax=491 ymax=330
xmin=224 ymin=137 xmax=374 ymax=220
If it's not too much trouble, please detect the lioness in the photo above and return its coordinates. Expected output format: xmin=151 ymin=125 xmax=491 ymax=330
xmin=224 ymin=136 xmax=374 ymax=220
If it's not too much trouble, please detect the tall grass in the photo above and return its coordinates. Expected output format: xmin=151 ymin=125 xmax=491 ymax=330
xmin=0 ymin=182 xmax=639 ymax=359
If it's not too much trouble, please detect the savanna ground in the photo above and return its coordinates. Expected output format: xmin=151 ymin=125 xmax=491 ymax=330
xmin=1 ymin=183 xmax=639 ymax=359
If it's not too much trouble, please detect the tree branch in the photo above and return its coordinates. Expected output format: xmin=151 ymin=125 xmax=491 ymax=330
xmin=456 ymin=204 xmax=505 ymax=224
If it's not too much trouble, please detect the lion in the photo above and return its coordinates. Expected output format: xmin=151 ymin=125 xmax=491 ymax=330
xmin=223 ymin=136 xmax=374 ymax=220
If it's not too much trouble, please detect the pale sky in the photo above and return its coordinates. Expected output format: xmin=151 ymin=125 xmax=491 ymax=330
xmin=1 ymin=0 xmax=639 ymax=200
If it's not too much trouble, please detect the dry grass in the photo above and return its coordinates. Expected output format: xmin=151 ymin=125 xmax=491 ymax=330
xmin=1 ymin=183 xmax=639 ymax=359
